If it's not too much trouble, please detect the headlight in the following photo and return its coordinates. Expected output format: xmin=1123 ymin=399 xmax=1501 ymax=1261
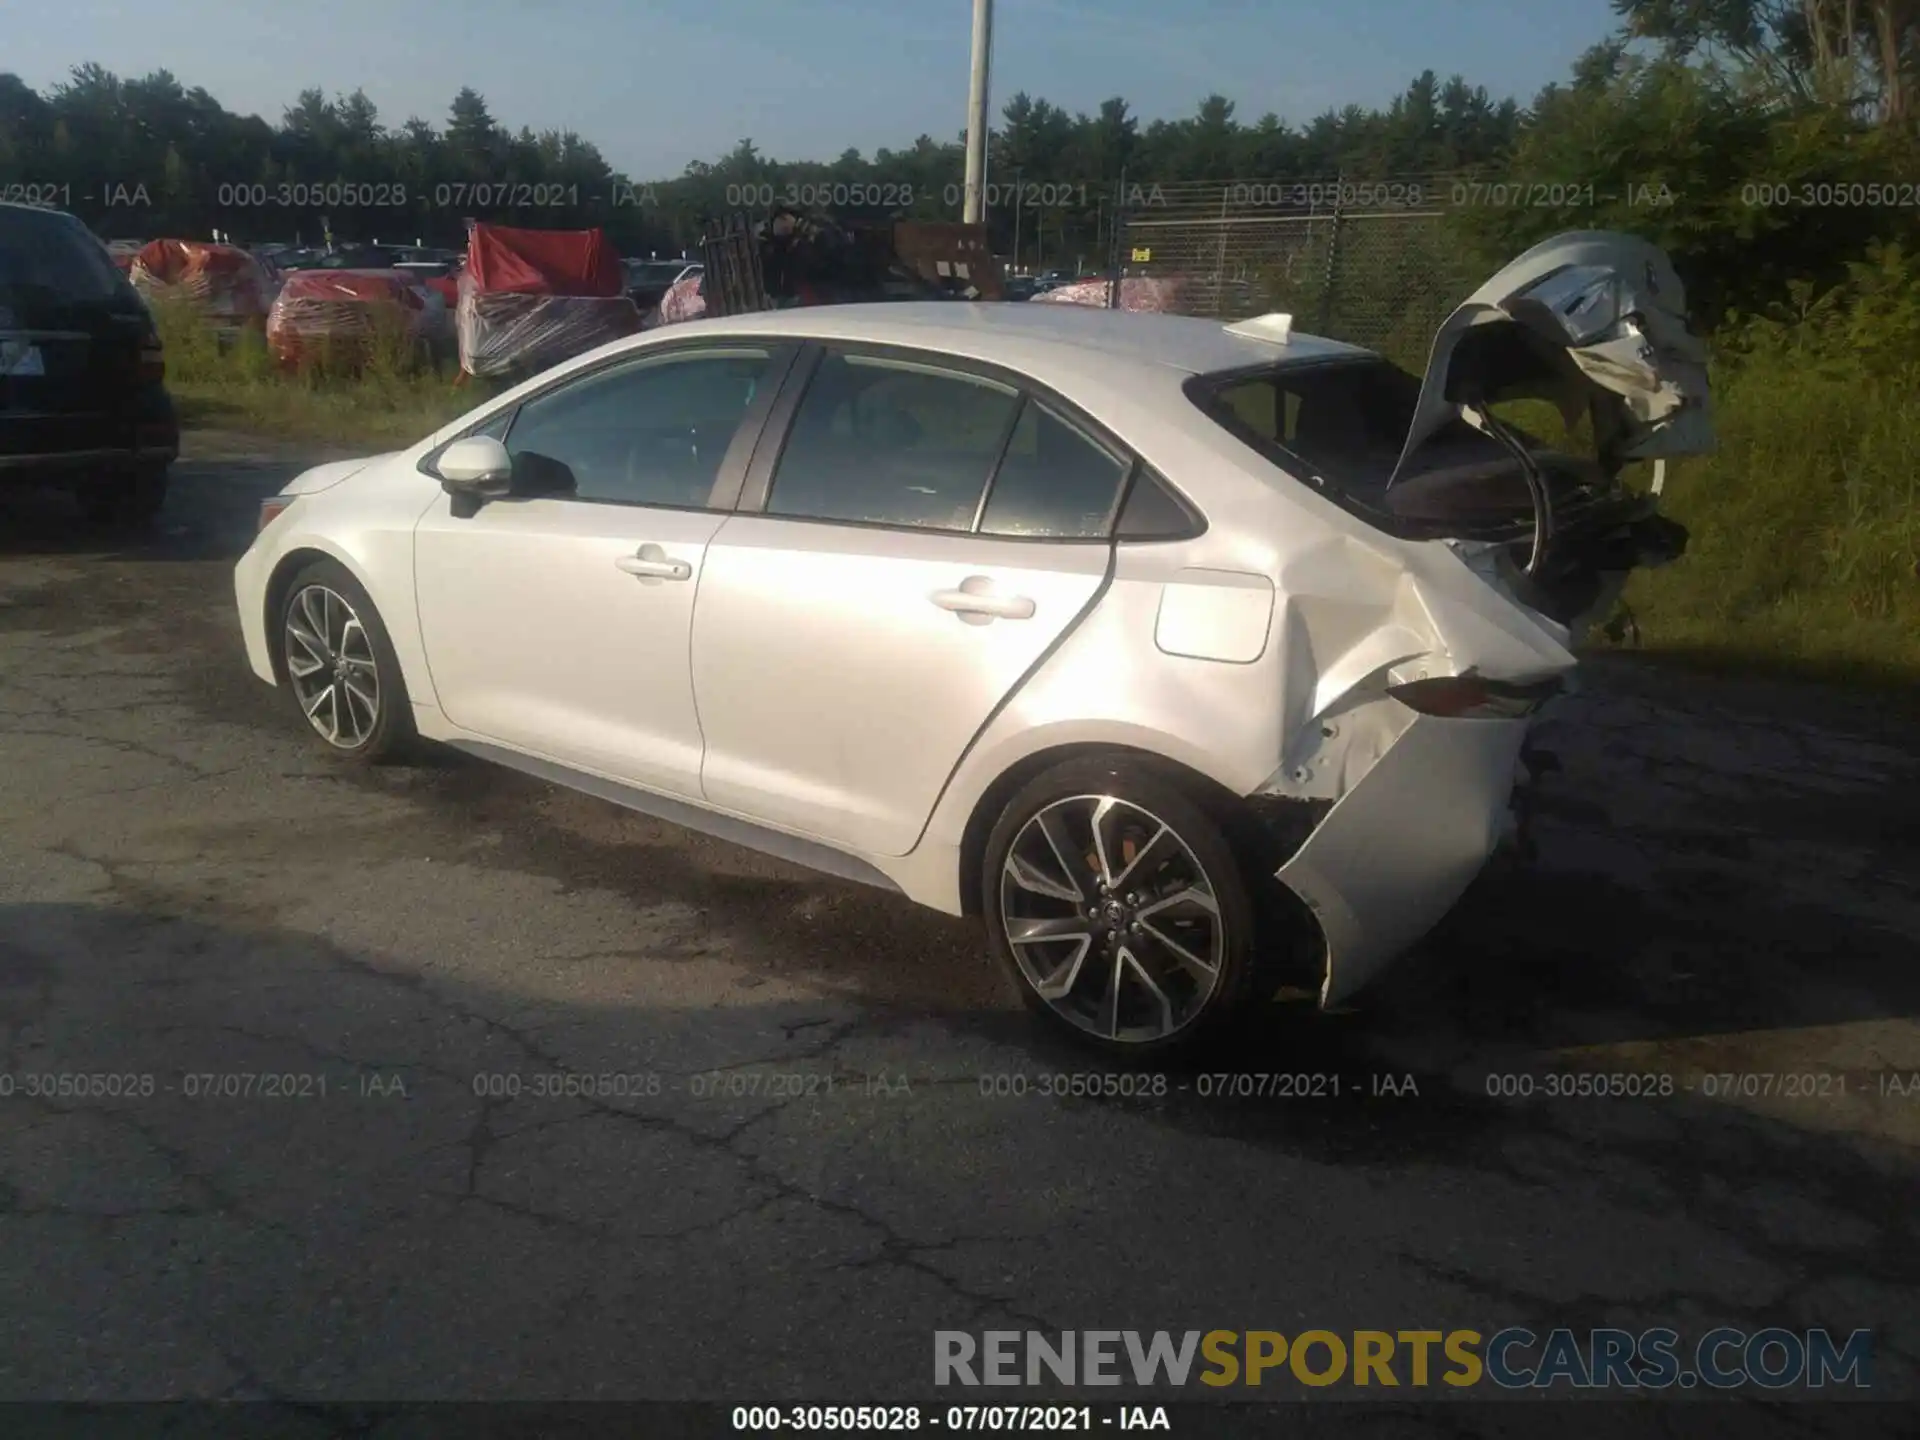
xmin=257 ymin=496 xmax=295 ymax=533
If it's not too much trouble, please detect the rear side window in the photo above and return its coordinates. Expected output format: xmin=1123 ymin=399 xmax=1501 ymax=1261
xmin=977 ymin=400 xmax=1130 ymax=539
xmin=0 ymin=207 xmax=124 ymax=302
xmin=1115 ymin=469 xmax=1201 ymax=539
xmin=767 ymin=352 xmax=1020 ymax=531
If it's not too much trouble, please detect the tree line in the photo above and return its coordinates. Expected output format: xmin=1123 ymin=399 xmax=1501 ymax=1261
xmin=0 ymin=59 xmax=1522 ymax=262
xmin=0 ymin=0 xmax=1914 ymax=319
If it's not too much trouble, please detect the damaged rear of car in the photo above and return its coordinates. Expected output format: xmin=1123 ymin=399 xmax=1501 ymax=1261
xmin=1196 ymin=231 xmax=1711 ymax=646
xmin=1186 ymin=231 xmax=1715 ymax=1008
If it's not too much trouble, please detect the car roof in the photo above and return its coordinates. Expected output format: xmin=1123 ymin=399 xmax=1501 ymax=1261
xmin=672 ymin=301 xmax=1371 ymax=376
xmin=0 ymin=200 xmax=79 ymax=222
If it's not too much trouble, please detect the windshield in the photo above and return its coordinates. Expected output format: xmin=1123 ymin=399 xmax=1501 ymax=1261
xmin=627 ymin=261 xmax=687 ymax=284
xmin=0 ymin=206 xmax=125 ymax=304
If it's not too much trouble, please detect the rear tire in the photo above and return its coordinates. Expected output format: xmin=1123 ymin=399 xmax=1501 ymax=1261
xmin=77 ymin=466 xmax=168 ymax=530
xmin=980 ymin=755 xmax=1258 ymax=1061
xmin=276 ymin=558 xmax=415 ymax=764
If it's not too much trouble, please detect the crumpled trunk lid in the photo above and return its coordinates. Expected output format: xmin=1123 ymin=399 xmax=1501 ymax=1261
xmin=1390 ymin=230 xmax=1714 ymax=489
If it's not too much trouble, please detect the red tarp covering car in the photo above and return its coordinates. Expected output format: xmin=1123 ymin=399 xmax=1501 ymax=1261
xmin=266 ymin=268 xmax=434 ymax=370
xmin=128 ymin=240 xmax=275 ymax=331
xmin=464 ymin=223 xmax=625 ymax=296
xmin=458 ymin=222 xmax=639 ymax=377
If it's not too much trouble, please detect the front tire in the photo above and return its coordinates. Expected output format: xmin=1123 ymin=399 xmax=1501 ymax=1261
xmin=277 ymin=558 xmax=414 ymax=763
xmin=981 ymin=756 xmax=1258 ymax=1060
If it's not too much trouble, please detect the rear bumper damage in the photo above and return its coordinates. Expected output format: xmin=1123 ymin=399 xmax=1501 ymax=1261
xmin=1273 ymin=711 xmax=1530 ymax=1006
xmin=1224 ymin=523 xmax=1580 ymax=1008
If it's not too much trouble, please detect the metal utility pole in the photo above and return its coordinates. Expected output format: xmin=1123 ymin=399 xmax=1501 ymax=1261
xmin=963 ymin=0 xmax=993 ymax=224
xmin=1011 ymin=168 xmax=1022 ymax=271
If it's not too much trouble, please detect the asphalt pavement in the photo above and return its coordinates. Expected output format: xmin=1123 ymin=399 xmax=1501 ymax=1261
xmin=1 ymin=432 xmax=1917 ymax=1428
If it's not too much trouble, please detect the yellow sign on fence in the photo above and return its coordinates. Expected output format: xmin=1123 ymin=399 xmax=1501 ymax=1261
xmin=1130 ymin=247 xmax=1152 ymax=262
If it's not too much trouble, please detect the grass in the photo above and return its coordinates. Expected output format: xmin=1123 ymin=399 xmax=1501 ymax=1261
xmin=153 ymin=298 xmax=490 ymax=448
xmin=1600 ymin=354 xmax=1920 ymax=691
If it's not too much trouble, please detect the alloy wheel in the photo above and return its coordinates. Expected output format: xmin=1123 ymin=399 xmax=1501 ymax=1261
xmin=283 ymin=583 xmax=381 ymax=749
xmin=998 ymin=794 xmax=1225 ymax=1044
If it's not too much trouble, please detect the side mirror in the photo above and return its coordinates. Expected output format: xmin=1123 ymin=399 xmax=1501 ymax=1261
xmin=435 ymin=435 xmax=513 ymax=515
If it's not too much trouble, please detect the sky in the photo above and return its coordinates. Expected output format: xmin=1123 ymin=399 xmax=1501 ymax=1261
xmin=6 ymin=0 xmax=1623 ymax=179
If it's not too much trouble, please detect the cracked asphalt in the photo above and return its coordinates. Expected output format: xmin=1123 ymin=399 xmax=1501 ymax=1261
xmin=1 ymin=431 xmax=1918 ymax=1424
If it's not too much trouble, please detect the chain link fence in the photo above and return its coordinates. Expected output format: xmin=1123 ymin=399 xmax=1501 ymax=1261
xmin=1114 ymin=175 xmax=1483 ymax=365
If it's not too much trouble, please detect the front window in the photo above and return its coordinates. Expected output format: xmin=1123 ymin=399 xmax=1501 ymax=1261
xmin=502 ymin=347 xmax=774 ymax=507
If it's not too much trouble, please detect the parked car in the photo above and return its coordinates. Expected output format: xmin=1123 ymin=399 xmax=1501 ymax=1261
xmin=389 ymin=246 xmax=461 ymax=280
xmin=624 ymin=258 xmax=700 ymax=310
xmin=232 ymin=231 xmax=1711 ymax=1056
xmin=1 ymin=202 xmax=178 ymax=526
xmin=312 ymin=246 xmax=404 ymax=271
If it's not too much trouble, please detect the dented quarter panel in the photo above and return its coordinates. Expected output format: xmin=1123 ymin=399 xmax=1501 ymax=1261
xmin=1261 ymin=530 xmax=1576 ymax=803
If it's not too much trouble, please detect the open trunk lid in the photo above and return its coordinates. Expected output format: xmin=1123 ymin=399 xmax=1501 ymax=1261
xmin=1390 ymin=230 xmax=1713 ymax=489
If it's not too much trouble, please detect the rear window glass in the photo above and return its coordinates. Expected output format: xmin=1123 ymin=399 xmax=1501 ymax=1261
xmin=1195 ymin=357 xmax=1493 ymax=492
xmin=0 ymin=207 xmax=124 ymax=302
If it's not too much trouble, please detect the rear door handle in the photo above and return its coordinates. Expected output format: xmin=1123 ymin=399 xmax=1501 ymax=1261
xmin=615 ymin=543 xmax=692 ymax=582
xmin=931 ymin=579 xmax=1036 ymax=622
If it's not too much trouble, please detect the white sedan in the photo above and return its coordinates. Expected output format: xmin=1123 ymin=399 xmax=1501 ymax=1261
xmin=234 ymin=230 xmax=1713 ymax=1056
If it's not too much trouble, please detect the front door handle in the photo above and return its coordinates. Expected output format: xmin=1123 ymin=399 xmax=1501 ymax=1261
xmin=931 ymin=577 xmax=1036 ymax=622
xmin=615 ymin=543 xmax=692 ymax=582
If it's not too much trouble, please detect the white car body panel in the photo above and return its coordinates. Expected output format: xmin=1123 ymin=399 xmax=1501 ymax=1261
xmin=235 ymin=242 xmax=1710 ymax=1015
xmin=1154 ymin=569 xmax=1275 ymax=664
xmin=413 ymin=492 xmax=723 ymax=799
xmin=691 ymin=516 xmax=1109 ymax=857
xmin=235 ymin=465 xmax=442 ymax=711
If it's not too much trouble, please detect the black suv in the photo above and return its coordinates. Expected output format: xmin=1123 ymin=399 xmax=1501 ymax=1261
xmin=1 ymin=202 xmax=178 ymax=526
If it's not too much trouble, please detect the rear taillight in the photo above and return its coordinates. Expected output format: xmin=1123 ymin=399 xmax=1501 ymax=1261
xmin=139 ymin=335 xmax=165 ymax=384
xmin=1387 ymin=674 xmax=1561 ymax=720
xmin=258 ymin=497 xmax=294 ymax=533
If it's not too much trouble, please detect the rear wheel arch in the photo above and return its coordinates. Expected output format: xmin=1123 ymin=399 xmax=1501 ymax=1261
xmin=957 ymin=743 xmax=1256 ymax=919
xmin=958 ymin=743 xmax=1329 ymax=997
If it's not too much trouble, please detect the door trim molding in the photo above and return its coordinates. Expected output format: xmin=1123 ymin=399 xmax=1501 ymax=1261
xmin=449 ymin=739 xmax=905 ymax=895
